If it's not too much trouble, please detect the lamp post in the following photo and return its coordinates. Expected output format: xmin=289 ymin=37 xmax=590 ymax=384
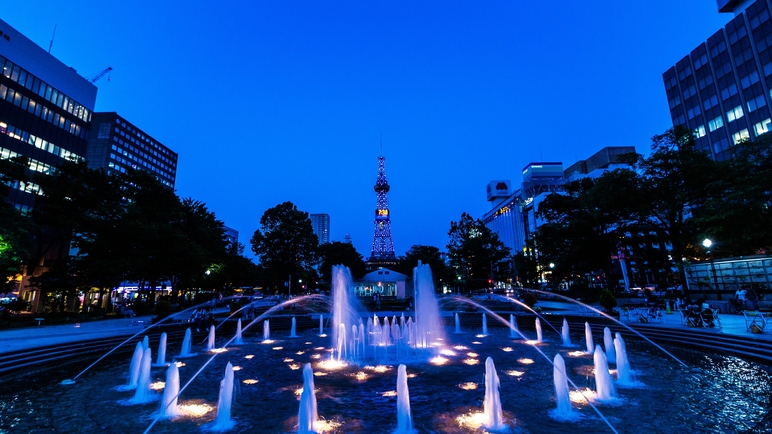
xmin=702 ymin=238 xmax=722 ymax=300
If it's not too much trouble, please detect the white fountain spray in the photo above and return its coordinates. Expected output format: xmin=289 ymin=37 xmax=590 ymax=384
xmin=482 ymin=357 xmax=505 ymax=431
xmin=129 ymin=348 xmax=155 ymax=404
xmin=153 ymin=332 xmax=168 ymax=367
xmin=412 ymin=262 xmax=446 ymax=350
xmin=142 ymin=335 xmax=149 ymax=351
xmin=319 ymin=314 xmax=324 ymax=335
xmin=535 ymin=318 xmax=543 ymax=342
xmin=206 ymin=326 xmax=216 ymax=351
xmin=297 ymin=363 xmax=318 ymax=434
xmin=263 ymin=320 xmax=270 ymax=341
xmin=482 ymin=314 xmax=488 ymax=336
xmin=455 ymin=312 xmax=462 ymax=334
xmin=290 ymin=316 xmax=298 ymax=338
xmin=584 ymin=322 xmax=594 ymax=354
xmin=118 ymin=342 xmax=144 ymax=391
xmin=158 ymin=363 xmax=180 ymax=419
xmin=177 ymin=328 xmax=196 ymax=358
xmin=603 ymin=327 xmax=616 ymax=363
xmin=561 ymin=318 xmax=571 ymax=346
xmin=395 ymin=364 xmax=415 ymax=434
xmin=551 ymin=353 xmax=574 ymax=420
xmin=614 ymin=333 xmax=635 ymax=386
xmin=209 ymin=362 xmax=235 ymax=431
xmin=593 ymin=345 xmax=617 ymax=401
xmin=233 ymin=319 xmax=245 ymax=345
xmin=509 ymin=314 xmax=518 ymax=339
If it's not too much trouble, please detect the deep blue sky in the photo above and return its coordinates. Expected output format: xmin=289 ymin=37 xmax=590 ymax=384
xmin=4 ymin=2 xmax=729 ymax=259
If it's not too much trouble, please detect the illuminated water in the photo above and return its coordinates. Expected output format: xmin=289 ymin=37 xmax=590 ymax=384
xmin=153 ymin=332 xmax=168 ymax=367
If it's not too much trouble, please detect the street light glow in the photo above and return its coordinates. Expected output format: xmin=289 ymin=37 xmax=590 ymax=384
xmin=702 ymin=238 xmax=712 ymax=248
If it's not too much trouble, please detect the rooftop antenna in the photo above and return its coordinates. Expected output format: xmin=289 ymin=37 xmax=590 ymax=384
xmin=380 ymin=133 xmax=383 ymax=156
xmin=48 ymin=25 xmax=57 ymax=54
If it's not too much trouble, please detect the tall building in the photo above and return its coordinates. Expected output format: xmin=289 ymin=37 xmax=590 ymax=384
xmin=309 ymin=213 xmax=330 ymax=244
xmin=663 ymin=0 xmax=772 ymax=160
xmin=87 ymin=112 xmax=177 ymax=189
xmin=368 ymin=154 xmax=397 ymax=268
xmin=1 ymin=19 xmax=98 ymax=307
xmin=223 ymin=225 xmax=239 ymax=247
xmin=0 ymin=18 xmax=97 ymax=213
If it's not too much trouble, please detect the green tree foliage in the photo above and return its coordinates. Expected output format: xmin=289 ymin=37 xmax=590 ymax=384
xmin=204 ymin=242 xmax=262 ymax=294
xmin=397 ymin=244 xmax=451 ymax=284
xmin=0 ymin=156 xmax=32 ymax=288
xmin=317 ymin=241 xmax=366 ymax=282
xmin=250 ymin=201 xmax=319 ymax=291
xmin=446 ymin=212 xmax=510 ymax=289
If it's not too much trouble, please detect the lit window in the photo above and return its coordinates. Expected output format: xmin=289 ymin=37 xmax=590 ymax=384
xmin=708 ymin=116 xmax=724 ymax=132
xmin=727 ymin=106 xmax=744 ymax=122
xmin=694 ymin=125 xmax=707 ymax=137
xmin=753 ymin=118 xmax=771 ymax=136
xmin=747 ymin=94 xmax=767 ymax=112
xmin=732 ymin=129 xmax=750 ymax=144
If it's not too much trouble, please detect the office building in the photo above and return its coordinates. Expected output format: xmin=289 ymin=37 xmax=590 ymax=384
xmin=0 ymin=18 xmax=97 ymax=213
xmin=1 ymin=18 xmax=98 ymax=308
xmin=663 ymin=0 xmax=772 ymax=160
xmin=310 ymin=213 xmax=330 ymax=244
xmin=223 ymin=226 xmax=239 ymax=247
xmin=87 ymin=112 xmax=177 ymax=189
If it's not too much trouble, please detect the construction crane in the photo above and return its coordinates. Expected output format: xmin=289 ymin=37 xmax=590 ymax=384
xmin=89 ymin=67 xmax=113 ymax=83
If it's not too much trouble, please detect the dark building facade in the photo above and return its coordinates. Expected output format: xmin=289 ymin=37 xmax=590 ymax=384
xmin=310 ymin=213 xmax=330 ymax=245
xmin=87 ymin=112 xmax=177 ymax=189
xmin=663 ymin=0 xmax=772 ymax=160
xmin=0 ymin=18 xmax=97 ymax=213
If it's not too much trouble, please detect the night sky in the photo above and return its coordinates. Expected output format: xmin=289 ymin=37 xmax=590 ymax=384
xmin=3 ymin=1 xmax=729 ymax=259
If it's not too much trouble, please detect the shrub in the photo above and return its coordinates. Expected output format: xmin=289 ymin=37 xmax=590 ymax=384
xmin=599 ymin=289 xmax=617 ymax=312
xmin=522 ymin=292 xmax=538 ymax=309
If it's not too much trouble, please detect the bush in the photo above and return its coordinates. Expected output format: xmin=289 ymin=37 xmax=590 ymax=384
xmin=522 ymin=292 xmax=538 ymax=309
xmin=154 ymin=300 xmax=172 ymax=319
xmin=599 ymin=289 xmax=617 ymax=312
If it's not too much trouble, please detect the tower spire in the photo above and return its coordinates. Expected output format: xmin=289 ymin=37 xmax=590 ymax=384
xmin=369 ymin=152 xmax=396 ymax=266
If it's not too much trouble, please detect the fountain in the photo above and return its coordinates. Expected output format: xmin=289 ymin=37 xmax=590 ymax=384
xmin=509 ymin=314 xmax=518 ymax=339
xmin=481 ymin=314 xmax=488 ymax=336
xmin=204 ymin=362 xmax=235 ymax=431
xmin=412 ymin=262 xmax=446 ymax=349
xmin=157 ymin=363 xmax=180 ymax=419
xmin=603 ymin=327 xmax=616 ymax=363
xmin=319 ymin=314 xmax=324 ymax=335
xmin=233 ymin=319 xmax=245 ymax=346
xmin=206 ymin=326 xmax=216 ymax=351
xmin=482 ymin=357 xmax=505 ymax=431
xmin=153 ymin=332 xmax=168 ymax=367
xmin=297 ymin=363 xmax=318 ymax=434
xmin=593 ymin=345 xmax=617 ymax=401
xmin=535 ymin=318 xmax=543 ymax=342
xmin=614 ymin=333 xmax=636 ymax=386
xmin=290 ymin=316 xmax=298 ymax=338
xmin=561 ymin=318 xmax=572 ymax=346
xmin=125 ymin=347 xmax=156 ymax=405
xmin=263 ymin=320 xmax=271 ymax=341
xmin=395 ymin=364 xmax=415 ymax=434
xmin=117 ymin=342 xmax=144 ymax=391
xmin=330 ymin=265 xmax=363 ymax=359
xmin=455 ymin=312 xmax=462 ymax=334
xmin=584 ymin=322 xmax=594 ymax=354
xmin=550 ymin=353 xmax=577 ymax=421
xmin=142 ymin=335 xmax=149 ymax=351
xmin=177 ymin=328 xmax=197 ymax=358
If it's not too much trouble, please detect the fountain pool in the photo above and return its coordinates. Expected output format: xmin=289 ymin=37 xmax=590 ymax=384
xmin=1 ymin=320 xmax=771 ymax=433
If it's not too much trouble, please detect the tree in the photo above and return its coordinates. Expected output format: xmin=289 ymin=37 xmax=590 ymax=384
xmin=317 ymin=241 xmax=366 ymax=282
xmin=250 ymin=202 xmax=319 ymax=292
xmin=446 ymin=212 xmax=510 ymax=289
xmin=0 ymin=155 xmax=33 ymax=290
xmin=397 ymin=245 xmax=450 ymax=285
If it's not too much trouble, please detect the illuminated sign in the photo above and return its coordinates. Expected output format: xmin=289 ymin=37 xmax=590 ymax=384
xmin=375 ymin=209 xmax=389 ymax=220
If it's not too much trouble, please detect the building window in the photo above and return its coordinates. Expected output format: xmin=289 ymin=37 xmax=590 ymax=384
xmin=733 ymin=128 xmax=750 ymax=144
xmin=702 ymin=94 xmax=718 ymax=110
xmin=747 ymin=94 xmax=767 ymax=112
xmin=754 ymin=118 xmax=772 ymax=135
xmin=708 ymin=116 xmax=724 ymax=132
xmin=695 ymin=125 xmax=707 ymax=137
xmin=727 ymin=105 xmax=744 ymax=122
xmin=740 ymin=70 xmax=760 ymax=89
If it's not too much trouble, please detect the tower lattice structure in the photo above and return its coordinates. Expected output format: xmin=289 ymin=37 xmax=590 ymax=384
xmin=370 ymin=155 xmax=396 ymax=261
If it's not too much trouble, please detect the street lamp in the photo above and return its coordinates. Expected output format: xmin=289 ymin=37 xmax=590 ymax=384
xmin=702 ymin=238 xmax=721 ymax=300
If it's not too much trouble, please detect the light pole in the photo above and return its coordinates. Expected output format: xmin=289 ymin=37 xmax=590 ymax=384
xmin=702 ymin=238 xmax=721 ymax=300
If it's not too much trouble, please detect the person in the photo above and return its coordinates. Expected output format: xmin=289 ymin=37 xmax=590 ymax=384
xmin=736 ymin=287 xmax=748 ymax=309
xmin=747 ymin=287 xmax=759 ymax=310
xmin=193 ymin=309 xmax=204 ymax=332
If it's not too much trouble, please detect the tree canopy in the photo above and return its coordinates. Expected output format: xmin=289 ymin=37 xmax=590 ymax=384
xmin=446 ymin=212 xmax=510 ymax=289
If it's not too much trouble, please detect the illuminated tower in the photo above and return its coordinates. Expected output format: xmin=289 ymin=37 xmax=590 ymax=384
xmin=369 ymin=154 xmax=397 ymax=265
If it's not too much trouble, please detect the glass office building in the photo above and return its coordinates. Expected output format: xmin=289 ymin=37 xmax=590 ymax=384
xmin=663 ymin=0 xmax=772 ymax=160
